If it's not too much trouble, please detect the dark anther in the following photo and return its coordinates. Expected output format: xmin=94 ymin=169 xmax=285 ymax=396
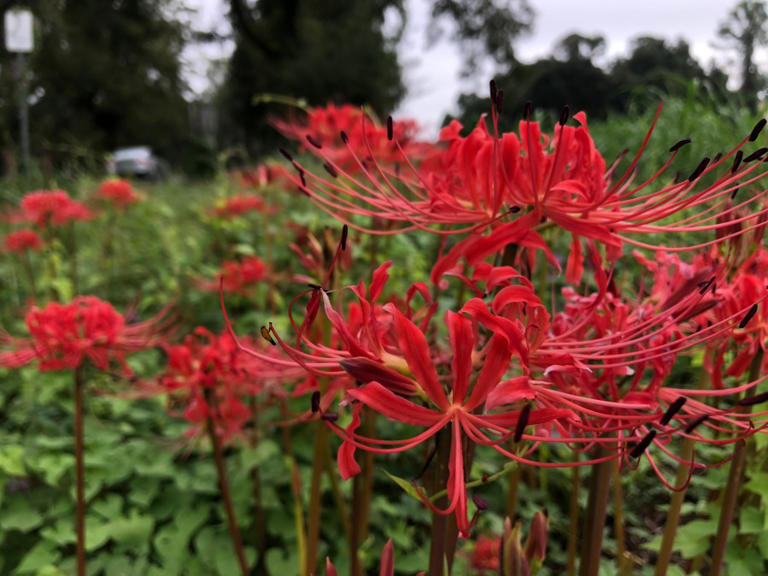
xmin=630 ymin=430 xmax=656 ymax=458
xmin=514 ymin=403 xmax=531 ymax=443
xmin=744 ymin=147 xmax=768 ymax=162
xmin=669 ymin=138 xmax=691 ymax=153
xmin=731 ymin=187 xmax=740 ymax=200
xmin=489 ymin=79 xmax=497 ymax=101
xmin=260 ymin=325 xmax=276 ymax=346
xmin=731 ymin=150 xmax=743 ymax=174
xmin=738 ymin=391 xmax=768 ymax=407
xmin=749 ymin=118 xmax=766 ymax=142
xmin=323 ymin=162 xmax=338 ymax=178
xmin=472 ymin=495 xmax=488 ymax=511
xmin=738 ymin=303 xmax=758 ymax=328
xmin=495 ymin=89 xmax=504 ymax=113
xmin=311 ymin=391 xmax=320 ymax=413
xmin=559 ymin=105 xmax=570 ymax=126
xmin=660 ymin=397 xmax=687 ymax=425
xmin=713 ymin=152 xmax=722 ymax=163
xmin=299 ymin=170 xmax=307 ymax=188
xmin=341 ymin=224 xmax=349 ymax=251
xmin=508 ymin=205 xmax=521 ymax=214
xmin=306 ymin=134 xmax=322 ymax=149
xmin=322 ymin=412 xmax=339 ymax=422
xmin=523 ymin=100 xmax=532 ymax=120
xmin=687 ymin=157 xmax=710 ymax=181
xmin=279 ymin=147 xmax=294 ymax=162
xmin=697 ymin=277 xmax=715 ymax=294
xmin=387 ymin=115 xmax=394 ymax=141
xmin=340 ymin=130 xmax=349 ymax=144
xmin=684 ymin=414 xmax=709 ymax=434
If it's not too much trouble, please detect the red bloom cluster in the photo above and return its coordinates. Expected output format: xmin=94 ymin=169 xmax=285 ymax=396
xmin=197 ymin=256 xmax=270 ymax=296
xmin=16 ymin=189 xmax=94 ymax=227
xmin=0 ymin=296 xmax=168 ymax=372
xmin=158 ymin=328 xmax=259 ymax=441
xmin=212 ymin=195 xmax=272 ymax=219
xmin=97 ymin=178 xmax=140 ymax=209
xmin=3 ymin=229 xmax=44 ymax=254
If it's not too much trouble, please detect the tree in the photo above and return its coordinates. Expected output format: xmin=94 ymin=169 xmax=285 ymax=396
xmin=0 ymin=0 xmax=191 ymax=173
xmin=223 ymin=0 xmax=405 ymax=157
xmin=427 ymin=0 xmax=534 ymax=73
xmin=718 ymin=0 xmax=768 ymax=112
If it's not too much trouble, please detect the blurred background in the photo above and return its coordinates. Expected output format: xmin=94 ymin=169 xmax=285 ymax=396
xmin=0 ymin=0 xmax=765 ymax=179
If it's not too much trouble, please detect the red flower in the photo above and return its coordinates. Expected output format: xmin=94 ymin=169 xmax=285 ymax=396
xmin=197 ymin=256 xmax=270 ymax=296
xmin=18 ymin=190 xmax=94 ymax=227
xmin=3 ymin=229 xmax=44 ymax=254
xmin=0 ymin=296 xmax=169 ymax=373
xmin=97 ymin=178 xmax=140 ymax=209
xmin=211 ymin=195 xmax=272 ymax=219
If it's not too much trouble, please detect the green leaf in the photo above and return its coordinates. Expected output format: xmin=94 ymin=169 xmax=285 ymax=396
xmin=92 ymin=494 xmax=123 ymax=520
xmin=41 ymin=518 xmax=76 ymax=546
xmin=85 ymin=516 xmax=112 ymax=551
xmin=15 ymin=540 xmax=60 ymax=574
xmin=739 ymin=506 xmax=763 ymax=534
xmin=0 ymin=498 xmax=43 ymax=532
xmin=110 ymin=510 xmax=154 ymax=545
xmin=240 ymin=440 xmax=280 ymax=471
xmin=0 ymin=444 xmax=26 ymax=476
xmin=383 ymin=469 xmax=422 ymax=502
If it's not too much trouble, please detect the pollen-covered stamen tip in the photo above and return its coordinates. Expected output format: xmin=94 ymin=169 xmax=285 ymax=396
xmin=340 ymin=224 xmax=349 ymax=251
xmin=514 ymin=403 xmax=531 ymax=443
xmin=311 ymin=390 xmax=321 ymax=413
xmin=687 ymin=156 xmax=710 ymax=181
xmin=472 ymin=494 xmax=488 ymax=511
xmin=668 ymin=138 xmax=691 ymax=153
xmin=306 ymin=134 xmax=322 ymax=149
xmin=489 ymin=79 xmax=497 ymax=102
xmin=749 ymin=118 xmax=767 ymax=142
xmin=323 ymin=162 xmax=338 ymax=178
xmin=260 ymin=325 xmax=277 ymax=346
xmin=559 ymin=105 xmax=570 ymax=126
xmin=630 ymin=430 xmax=656 ymax=459
xmin=744 ymin=147 xmax=768 ymax=163
xmin=738 ymin=303 xmax=759 ymax=329
xmin=731 ymin=150 xmax=744 ymax=174
xmin=660 ymin=397 xmax=687 ymax=426
xmin=684 ymin=414 xmax=708 ymax=434
xmin=386 ymin=115 xmax=394 ymax=141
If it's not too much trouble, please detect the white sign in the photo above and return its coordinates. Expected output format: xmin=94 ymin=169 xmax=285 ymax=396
xmin=5 ymin=9 xmax=34 ymax=53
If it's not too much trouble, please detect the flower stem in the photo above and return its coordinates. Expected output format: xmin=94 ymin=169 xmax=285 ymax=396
xmin=611 ymin=459 xmax=630 ymax=575
xmin=711 ymin=350 xmax=763 ymax=575
xmin=655 ymin=437 xmax=693 ymax=576
xmin=306 ymin=420 xmax=329 ymax=575
xmin=73 ymin=365 xmax=86 ymax=576
xmin=579 ymin=449 xmax=613 ymax=576
xmin=205 ymin=401 xmax=249 ymax=576
xmin=566 ymin=458 xmax=580 ymax=576
xmin=428 ymin=427 xmax=452 ymax=576
xmin=250 ymin=397 xmax=267 ymax=576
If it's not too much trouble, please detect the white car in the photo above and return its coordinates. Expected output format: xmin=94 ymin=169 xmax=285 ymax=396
xmin=107 ymin=146 xmax=167 ymax=180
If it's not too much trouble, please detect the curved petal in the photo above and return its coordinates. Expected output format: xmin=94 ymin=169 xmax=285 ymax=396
xmin=447 ymin=311 xmax=474 ymax=404
xmin=347 ymin=381 xmax=442 ymax=427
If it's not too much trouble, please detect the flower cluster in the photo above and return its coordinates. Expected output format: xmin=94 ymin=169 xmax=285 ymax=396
xmin=14 ymin=189 xmax=94 ymax=227
xmin=3 ymin=229 xmax=44 ymax=254
xmin=197 ymin=256 xmax=270 ymax=296
xmin=97 ymin=178 xmax=140 ymax=209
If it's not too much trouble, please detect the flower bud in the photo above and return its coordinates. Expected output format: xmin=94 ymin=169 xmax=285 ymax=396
xmin=524 ymin=509 xmax=550 ymax=571
xmin=501 ymin=517 xmax=528 ymax=576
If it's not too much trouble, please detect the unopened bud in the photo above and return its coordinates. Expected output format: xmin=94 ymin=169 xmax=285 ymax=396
xmin=524 ymin=510 xmax=549 ymax=568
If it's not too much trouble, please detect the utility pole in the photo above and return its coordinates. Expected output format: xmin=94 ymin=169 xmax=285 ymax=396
xmin=5 ymin=8 xmax=33 ymax=174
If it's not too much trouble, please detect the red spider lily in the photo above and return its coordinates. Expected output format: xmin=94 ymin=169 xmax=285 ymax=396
xmin=274 ymin=103 xmax=430 ymax=170
xmin=157 ymin=328 xmax=260 ymax=441
xmin=283 ymin=100 xmax=768 ymax=286
xmin=235 ymin=163 xmax=292 ymax=190
xmin=3 ymin=228 xmax=44 ymax=254
xmin=320 ymin=539 xmax=411 ymax=576
xmin=470 ymin=534 xmax=500 ymax=574
xmin=0 ymin=296 xmax=170 ymax=373
xmin=14 ymin=190 xmax=94 ymax=227
xmin=196 ymin=256 xmax=271 ymax=296
xmin=97 ymin=178 xmax=140 ymax=209
xmin=211 ymin=195 xmax=274 ymax=219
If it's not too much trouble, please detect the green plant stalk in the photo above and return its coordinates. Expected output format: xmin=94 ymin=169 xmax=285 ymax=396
xmin=506 ymin=451 xmax=523 ymax=520
xmin=69 ymin=221 xmax=79 ymax=295
xmin=21 ymin=251 xmax=38 ymax=301
xmin=323 ymin=436 xmax=352 ymax=546
xmin=567 ymin=461 xmax=580 ymax=576
xmin=74 ymin=365 xmax=86 ymax=576
xmin=711 ymin=350 xmax=763 ymax=575
xmin=306 ymin=421 xmax=329 ymax=575
xmin=655 ymin=437 xmax=694 ymax=576
xmin=579 ymin=449 xmax=613 ymax=576
xmin=281 ymin=400 xmax=307 ymax=576
xmin=611 ymin=459 xmax=630 ymax=576
xmin=350 ymin=408 xmax=376 ymax=576
xmin=205 ymin=393 xmax=249 ymax=576
xmin=250 ymin=397 xmax=267 ymax=576
xmin=360 ymin=409 xmax=377 ymax=541
xmin=428 ymin=427 xmax=452 ymax=576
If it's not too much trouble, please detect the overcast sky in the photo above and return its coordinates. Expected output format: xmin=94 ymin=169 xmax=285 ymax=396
xmin=185 ymin=0 xmax=753 ymax=136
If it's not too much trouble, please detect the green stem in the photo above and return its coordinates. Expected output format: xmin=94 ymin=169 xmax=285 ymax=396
xmin=567 ymin=459 xmax=580 ymax=576
xmin=74 ymin=365 xmax=86 ymax=576
xmin=305 ymin=420 xmax=328 ymax=575
xmin=655 ymin=437 xmax=693 ymax=576
xmin=611 ymin=459 xmax=630 ymax=576
xmin=250 ymin=397 xmax=267 ymax=576
xmin=205 ymin=395 xmax=249 ymax=576
xmin=428 ymin=427 xmax=451 ymax=576
xmin=579 ymin=449 xmax=613 ymax=576
xmin=711 ymin=350 xmax=763 ymax=575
